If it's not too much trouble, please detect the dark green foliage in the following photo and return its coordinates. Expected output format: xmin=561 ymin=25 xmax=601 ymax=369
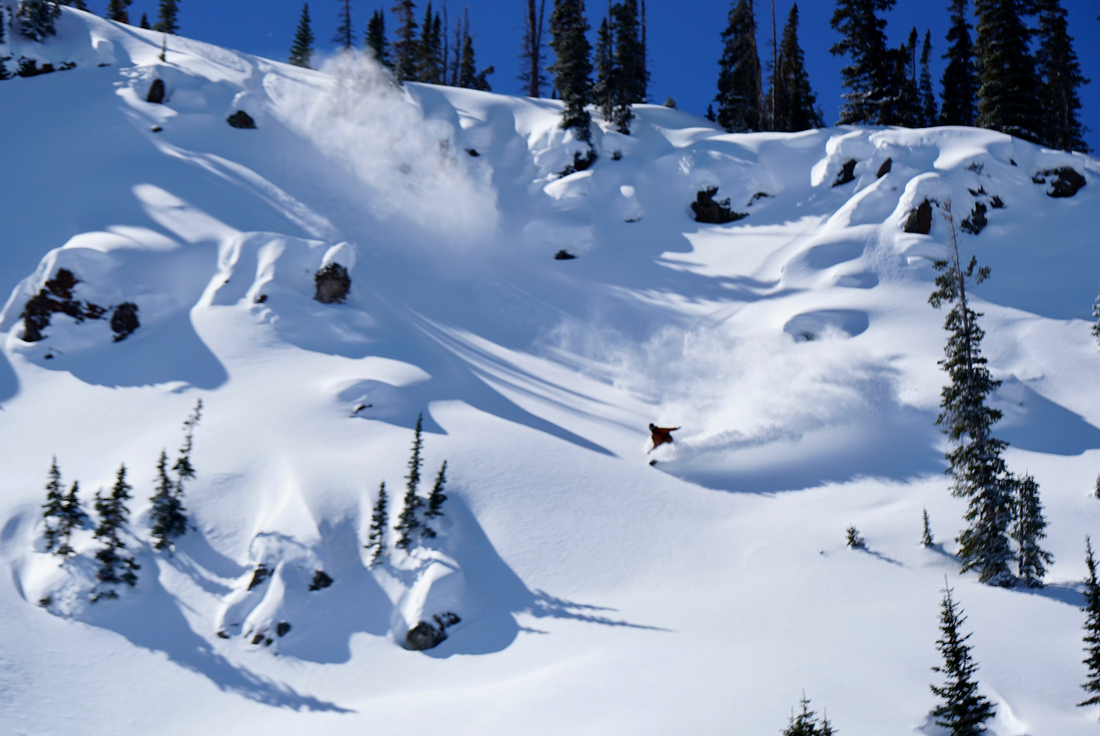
xmin=940 ymin=0 xmax=977 ymax=126
xmin=892 ymin=27 xmax=921 ymax=127
xmin=922 ymin=507 xmax=935 ymax=547
xmin=829 ymin=0 xmax=899 ymax=125
xmin=392 ymin=0 xmax=420 ymax=83
xmin=416 ymin=3 xmax=443 ymax=83
xmin=365 ymin=9 xmax=391 ymax=67
xmin=549 ymin=0 xmax=594 ymax=143
xmin=150 ymin=450 xmax=187 ymax=551
xmin=18 ymin=0 xmax=62 ymax=42
xmin=42 ymin=458 xmax=65 ymax=554
xmin=1035 ymin=0 xmax=1089 ymax=151
xmin=594 ymin=16 xmax=615 ymax=123
xmin=930 ymin=582 xmax=996 ymax=734
xmin=140 ymin=12 xmax=150 ymax=28
xmin=366 ymin=481 xmax=388 ymax=565
xmin=421 ymin=461 xmax=448 ymax=539
xmin=919 ymin=31 xmax=938 ymax=126
xmin=716 ymin=0 xmax=763 ymax=133
xmin=69 ymin=0 xmax=90 ymax=9
xmin=93 ymin=465 xmax=140 ymax=597
xmin=1079 ymin=537 xmax=1100 ymax=709
xmin=1010 ymin=473 xmax=1052 ymax=586
xmin=608 ymin=0 xmax=647 ymax=133
xmin=845 ymin=525 xmax=865 ymax=549
xmin=153 ymin=0 xmax=179 ymax=34
xmin=289 ymin=3 xmax=315 ymax=68
xmin=1092 ymin=286 xmax=1100 ymax=345
xmin=782 ymin=693 xmax=836 ymax=735
xmin=395 ymin=414 xmax=425 ymax=549
xmin=930 ymin=203 xmax=1013 ymax=586
xmin=768 ymin=4 xmax=824 ymax=132
xmin=705 ymin=103 xmax=716 ymax=122
xmin=334 ymin=0 xmax=353 ymax=49
xmin=974 ymin=0 xmax=1043 ymax=142
xmin=520 ymin=0 xmax=548 ymax=97
xmin=56 ymin=482 xmax=87 ymax=558
xmin=456 ymin=32 xmax=493 ymax=91
xmin=172 ymin=399 xmax=202 ymax=488
xmin=105 ymin=0 xmax=131 ymax=23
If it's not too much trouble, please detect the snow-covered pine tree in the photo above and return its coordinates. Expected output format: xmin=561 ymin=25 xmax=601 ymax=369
xmin=289 ymin=3 xmax=315 ymax=68
xmin=548 ymin=0 xmax=594 ymax=143
xmin=172 ymin=399 xmax=202 ymax=492
xmin=768 ymin=4 xmax=823 ymax=132
xmin=829 ymin=0 xmax=897 ymax=125
xmin=55 ymin=481 xmax=87 ymax=559
xmin=919 ymin=31 xmax=937 ymax=126
xmin=1035 ymin=0 xmax=1089 ymax=152
xmin=1010 ymin=473 xmax=1052 ymax=587
xmin=930 ymin=200 xmax=1014 ymax=586
xmin=922 ymin=507 xmax=935 ymax=547
xmin=92 ymin=465 xmax=140 ymax=599
xmin=930 ymin=581 xmax=996 ymax=733
xmin=1094 ymin=473 xmax=1100 ymax=499
xmin=366 ymin=481 xmax=388 ymax=565
xmin=17 ymin=0 xmax=62 ymax=42
xmin=150 ymin=449 xmax=187 ymax=551
xmin=1079 ymin=536 xmax=1100 ymax=711
xmin=391 ymin=0 xmax=420 ymax=83
xmin=105 ymin=0 xmax=131 ymax=24
xmin=42 ymin=457 xmax=65 ymax=553
xmin=420 ymin=460 xmax=448 ymax=539
xmin=939 ymin=0 xmax=977 ymax=126
xmin=1092 ymin=285 xmax=1100 ymax=346
xmin=365 ymin=9 xmax=391 ymax=67
xmin=609 ymin=0 xmax=646 ymax=133
xmin=395 ymin=414 xmax=425 ymax=549
xmin=152 ymin=0 xmax=179 ymax=34
xmin=846 ymin=525 xmax=865 ymax=549
xmin=520 ymin=0 xmax=548 ymax=98
xmin=715 ymin=0 xmax=763 ymax=133
xmin=974 ymin=0 xmax=1043 ymax=143
xmin=333 ymin=0 xmax=353 ymax=49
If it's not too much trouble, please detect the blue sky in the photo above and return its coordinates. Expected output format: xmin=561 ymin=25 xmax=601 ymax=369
xmin=121 ymin=0 xmax=1097 ymax=150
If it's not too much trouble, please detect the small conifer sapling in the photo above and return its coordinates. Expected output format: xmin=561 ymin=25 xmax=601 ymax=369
xmin=366 ymin=481 xmax=388 ymax=565
xmin=922 ymin=507 xmax=935 ymax=547
xmin=845 ymin=525 xmax=865 ymax=549
xmin=150 ymin=449 xmax=187 ymax=551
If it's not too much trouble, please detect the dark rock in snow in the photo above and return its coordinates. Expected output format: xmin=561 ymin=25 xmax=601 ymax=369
xmin=314 ymin=263 xmax=351 ymax=304
xmin=17 ymin=59 xmax=75 ymax=78
xmin=227 ymin=110 xmax=256 ymax=129
xmin=309 ymin=570 xmax=333 ymax=591
xmin=558 ymin=149 xmax=598 ymax=177
xmin=110 ymin=302 xmax=140 ymax=342
xmin=554 ymin=250 xmax=576 ymax=260
xmin=903 ymin=199 xmax=934 ymax=234
xmin=1032 ymin=167 xmax=1086 ymax=198
xmin=254 ymin=293 xmax=267 ymax=304
xmin=276 ymin=621 xmax=291 ymax=637
xmin=19 ymin=269 xmax=112 ymax=342
xmin=151 ymin=126 xmax=163 ymax=133
xmin=989 ymin=195 xmax=1005 ymax=209
xmin=216 ymin=630 xmax=229 ymax=639
xmin=405 ymin=621 xmax=447 ymax=651
xmin=247 ymin=564 xmax=270 ymax=590
xmin=833 ymin=159 xmax=857 ymax=186
xmin=960 ymin=202 xmax=988 ymax=235
xmin=251 ymin=633 xmax=265 ymax=645
xmin=465 ymin=148 xmax=480 ymax=157
xmin=691 ymin=187 xmax=747 ymax=224
xmin=876 ymin=158 xmax=892 ymax=178
xmin=46 ymin=269 xmax=78 ymax=299
xmin=146 ymin=78 xmax=165 ymax=104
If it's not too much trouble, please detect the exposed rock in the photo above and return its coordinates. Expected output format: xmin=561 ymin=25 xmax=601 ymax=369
xmin=558 ymin=149 xmax=598 ymax=177
xmin=1032 ymin=167 xmax=1086 ymax=198
xmin=314 ymin=263 xmax=351 ymax=304
xmin=146 ymin=79 xmax=165 ymax=104
xmin=903 ymin=199 xmax=934 ymax=234
xmin=216 ymin=630 xmax=229 ymax=639
xmin=876 ymin=158 xmax=892 ymax=177
xmin=151 ymin=126 xmax=163 ymax=133
xmin=554 ymin=250 xmax=576 ymax=260
xmin=990 ymin=195 xmax=1005 ymax=209
xmin=247 ymin=564 xmax=270 ymax=590
xmin=610 ymin=150 xmax=623 ymax=161
xmin=227 ymin=110 xmax=257 ymax=129
xmin=254 ymin=293 xmax=267 ymax=304
xmin=309 ymin=570 xmax=333 ymax=591
xmin=748 ymin=192 xmax=773 ymax=205
xmin=276 ymin=621 xmax=291 ymax=637
xmin=433 ymin=612 xmax=461 ymax=630
xmin=405 ymin=621 xmax=447 ymax=651
xmin=110 ymin=302 xmax=140 ymax=342
xmin=19 ymin=269 xmax=109 ymax=342
xmin=691 ymin=187 xmax=748 ymax=224
xmin=251 ymin=633 xmax=265 ymax=645
xmin=465 ymin=148 xmax=479 ymax=157
xmin=960 ymin=202 xmax=988 ymax=235
xmin=833 ymin=159 xmax=857 ymax=186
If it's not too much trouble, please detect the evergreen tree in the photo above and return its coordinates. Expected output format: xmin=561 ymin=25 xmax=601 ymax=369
xmin=1095 ymin=473 xmax=1100 ymax=500
xmin=289 ymin=3 xmax=315 ymax=68
xmin=846 ymin=525 xmax=865 ymax=549
xmin=930 ymin=200 xmax=1014 ymax=586
xmin=1079 ymin=536 xmax=1100 ymax=710
xmin=974 ymin=0 xmax=1043 ymax=143
xmin=149 ymin=449 xmax=187 ymax=551
xmin=173 ymin=399 xmax=202 ymax=491
xmin=768 ymin=4 xmax=823 ymax=132
xmin=420 ymin=461 xmax=448 ymax=539
xmin=139 ymin=12 xmax=150 ymax=28
xmin=18 ymin=0 xmax=62 ymax=42
xmin=42 ymin=458 xmax=65 ymax=553
xmin=1010 ymin=473 xmax=1052 ymax=587
xmin=716 ymin=0 xmax=763 ymax=133
xmin=366 ymin=481 xmax=388 ymax=565
xmin=70 ymin=0 xmax=90 ymax=10
xmin=609 ymin=0 xmax=647 ymax=133
xmin=922 ymin=507 xmax=935 ymax=547
xmin=520 ymin=0 xmax=548 ymax=97
xmin=892 ymin=27 xmax=921 ymax=127
xmin=153 ymin=0 xmax=179 ymax=34
xmin=782 ymin=693 xmax=836 ymax=735
xmin=705 ymin=103 xmax=716 ymax=122
xmin=366 ymin=9 xmax=391 ymax=67
xmin=829 ymin=0 xmax=899 ymax=125
xmin=392 ymin=0 xmax=420 ymax=83
xmin=395 ymin=414 xmax=425 ymax=549
xmin=548 ymin=0 xmax=594 ymax=143
xmin=929 ymin=581 xmax=996 ymax=734
xmin=919 ymin=31 xmax=938 ymax=126
xmin=55 ymin=481 xmax=88 ymax=559
xmin=1092 ymin=284 xmax=1100 ymax=346
xmin=105 ymin=0 xmax=131 ymax=23
xmin=416 ymin=4 xmax=443 ymax=83
xmin=1035 ymin=0 xmax=1089 ymax=152
xmin=593 ymin=14 xmax=615 ymax=123
xmin=92 ymin=465 xmax=140 ymax=598
xmin=940 ymin=0 xmax=978 ymax=127
xmin=334 ymin=0 xmax=353 ymax=49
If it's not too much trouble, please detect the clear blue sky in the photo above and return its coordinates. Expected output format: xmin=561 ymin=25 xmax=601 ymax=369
xmin=122 ymin=0 xmax=1097 ymax=150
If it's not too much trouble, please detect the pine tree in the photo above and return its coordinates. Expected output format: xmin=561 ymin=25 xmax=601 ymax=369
xmin=18 ymin=0 xmax=62 ymax=42
xmin=42 ymin=457 xmax=65 ymax=553
xmin=416 ymin=4 xmax=443 ymax=83
xmin=71 ymin=0 xmax=89 ymax=10
xmin=716 ymin=0 xmax=763 ymax=133
xmin=332 ymin=0 xmax=353 ymax=49
xmin=289 ymin=3 xmax=315 ymax=68
xmin=609 ymin=0 xmax=647 ymax=133
xmin=173 ymin=399 xmax=202 ymax=489
xmin=930 ymin=581 xmax=996 ymax=734
xmin=549 ymin=0 xmax=594 ymax=143
xmin=782 ymin=693 xmax=836 ymax=735
xmin=1010 ymin=473 xmax=1052 ymax=587
xmin=829 ymin=0 xmax=899 ymax=125
xmin=892 ymin=27 xmax=921 ymax=127
xmin=593 ymin=15 xmax=615 ymax=123
xmin=1094 ymin=473 xmax=1100 ymax=499
xmin=520 ymin=0 xmax=548 ymax=97
xmin=152 ymin=0 xmax=179 ymax=34
xmin=930 ymin=200 xmax=1014 ymax=586
xmin=150 ymin=449 xmax=187 ymax=551
xmin=705 ymin=103 xmax=716 ymax=122
xmin=105 ymin=0 xmax=131 ymax=24
xmin=919 ymin=31 xmax=938 ymax=126
xmin=365 ymin=9 xmax=391 ymax=67
xmin=846 ymin=525 xmax=865 ymax=548
xmin=768 ymin=4 xmax=823 ymax=132
xmin=922 ymin=507 xmax=935 ymax=547
xmin=92 ymin=465 xmax=140 ymax=598
xmin=940 ymin=0 xmax=977 ymax=126
xmin=139 ymin=12 xmax=150 ymax=28
xmin=55 ymin=481 xmax=87 ymax=559
xmin=420 ymin=461 xmax=448 ymax=539
xmin=974 ymin=0 xmax=1043 ymax=143
xmin=1079 ymin=536 xmax=1100 ymax=710
xmin=1035 ymin=0 xmax=1089 ymax=152
xmin=1092 ymin=284 xmax=1100 ymax=346
xmin=366 ymin=481 xmax=388 ymax=565
xmin=392 ymin=0 xmax=420 ymax=83
xmin=395 ymin=414 xmax=425 ymax=549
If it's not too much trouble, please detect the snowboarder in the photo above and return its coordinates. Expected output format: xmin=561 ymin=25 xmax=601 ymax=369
xmin=648 ymin=423 xmax=679 ymax=453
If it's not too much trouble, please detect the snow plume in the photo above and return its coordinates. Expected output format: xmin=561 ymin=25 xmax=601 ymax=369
xmin=276 ymin=52 xmax=499 ymax=244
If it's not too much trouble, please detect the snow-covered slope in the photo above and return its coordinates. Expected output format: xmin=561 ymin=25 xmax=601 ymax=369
xmin=2 ymin=9 xmax=1100 ymax=734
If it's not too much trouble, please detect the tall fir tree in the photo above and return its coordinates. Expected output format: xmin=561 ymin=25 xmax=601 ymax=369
xmin=593 ymin=14 xmax=615 ymax=123
xmin=18 ymin=0 xmax=62 ymax=42
xmin=42 ymin=458 xmax=65 ymax=553
xmin=420 ymin=461 xmax=448 ymax=539
xmin=289 ymin=3 xmax=315 ymax=68
xmin=929 ymin=581 xmax=996 ymax=734
xmin=1079 ymin=537 xmax=1100 ymax=711
xmin=392 ymin=0 xmax=420 ymax=83
xmin=1010 ymin=473 xmax=1052 ymax=587
xmin=152 ymin=0 xmax=179 ymax=34
xmin=366 ymin=9 xmax=391 ymax=68
xmin=92 ymin=465 xmax=140 ymax=599
xmin=892 ymin=27 xmax=921 ymax=127
xmin=716 ymin=0 xmax=763 ymax=133
xmin=334 ymin=0 xmax=354 ymax=49
xmin=456 ymin=31 xmax=493 ymax=91
xmin=919 ymin=31 xmax=938 ymax=126
xmin=366 ymin=481 xmax=388 ymax=565
xmin=922 ymin=507 xmax=935 ymax=547
xmin=149 ymin=449 xmax=187 ymax=551
xmin=520 ymin=0 xmax=548 ymax=97
xmin=69 ymin=0 xmax=90 ymax=10
xmin=609 ymin=0 xmax=647 ymax=133
xmin=55 ymin=481 xmax=88 ymax=559
xmin=395 ymin=414 xmax=425 ymax=549
xmin=105 ymin=0 xmax=131 ymax=23
xmin=929 ymin=201 xmax=1014 ymax=586
xmin=416 ymin=4 xmax=444 ymax=83
xmin=829 ymin=0 xmax=899 ymax=125
xmin=940 ymin=0 xmax=978 ymax=126
xmin=974 ymin=0 xmax=1043 ymax=142
xmin=768 ymin=3 xmax=823 ymax=132
xmin=548 ymin=0 xmax=594 ymax=143
xmin=140 ymin=12 xmax=150 ymax=28
xmin=1035 ymin=0 xmax=1089 ymax=152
